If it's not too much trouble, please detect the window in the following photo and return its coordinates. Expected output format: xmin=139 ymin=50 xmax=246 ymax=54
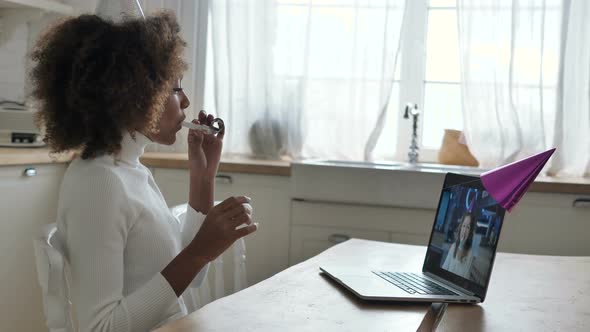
xmin=394 ymin=0 xmax=462 ymax=162
xmin=423 ymin=0 xmax=462 ymax=148
xmin=202 ymin=0 xmax=464 ymax=162
xmin=273 ymin=0 xmax=404 ymax=160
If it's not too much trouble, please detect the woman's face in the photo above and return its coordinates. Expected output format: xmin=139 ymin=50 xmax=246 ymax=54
xmin=459 ymin=216 xmax=472 ymax=242
xmin=147 ymin=79 xmax=190 ymax=145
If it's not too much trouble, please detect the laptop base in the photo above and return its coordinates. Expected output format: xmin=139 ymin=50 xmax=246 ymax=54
xmin=320 ymin=266 xmax=480 ymax=304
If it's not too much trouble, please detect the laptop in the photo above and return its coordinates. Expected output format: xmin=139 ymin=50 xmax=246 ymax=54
xmin=320 ymin=173 xmax=506 ymax=303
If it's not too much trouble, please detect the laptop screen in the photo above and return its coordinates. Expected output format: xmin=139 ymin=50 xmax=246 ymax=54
xmin=423 ymin=173 xmax=505 ymax=300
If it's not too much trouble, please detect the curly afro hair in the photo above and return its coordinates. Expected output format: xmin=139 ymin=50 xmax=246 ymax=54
xmin=29 ymin=11 xmax=187 ymax=159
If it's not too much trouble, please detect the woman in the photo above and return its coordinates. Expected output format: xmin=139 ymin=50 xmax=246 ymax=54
xmin=30 ymin=13 xmax=257 ymax=331
xmin=442 ymin=213 xmax=476 ymax=279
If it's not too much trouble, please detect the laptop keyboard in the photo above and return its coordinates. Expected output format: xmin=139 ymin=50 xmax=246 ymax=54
xmin=372 ymin=271 xmax=458 ymax=296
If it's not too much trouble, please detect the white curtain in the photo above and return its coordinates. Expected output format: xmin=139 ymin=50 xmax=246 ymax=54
xmin=458 ymin=0 xmax=589 ymax=177
xmin=120 ymin=0 xmax=208 ymax=154
xmin=206 ymin=0 xmax=407 ymax=160
xmin=549 ymin=0 xmax=590 ymax=176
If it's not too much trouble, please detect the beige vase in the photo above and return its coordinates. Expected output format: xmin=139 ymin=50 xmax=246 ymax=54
xmin=437 ymin=129 xmax=479 ymax=167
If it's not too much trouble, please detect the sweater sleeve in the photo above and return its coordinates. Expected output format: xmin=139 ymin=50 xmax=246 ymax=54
xmin=181 ymin=204 xmax=210 ymax=288
xmin=64 ymin=171 xmax=178 ymax=332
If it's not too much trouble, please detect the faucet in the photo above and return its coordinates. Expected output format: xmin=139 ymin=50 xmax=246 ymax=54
xmin=403 ymin=103 xmax=420 ymax=164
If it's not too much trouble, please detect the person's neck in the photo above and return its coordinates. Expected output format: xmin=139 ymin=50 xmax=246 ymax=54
xmin=117 ymin=131 xmax=153 ymax=165
xmin=456 ymin=242 xmax=468 ymax=259
xmin=139 ymin=130 xmax=154 ymax=142
xmin=458 ymin=240 xmax=466 ymax=250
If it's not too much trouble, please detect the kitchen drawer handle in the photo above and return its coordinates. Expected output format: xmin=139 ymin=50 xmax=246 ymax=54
xmin=572 ymin=198 xmax=590 ymax=208
xmin=23 ymin=167 xmax=37 ymax=177
xmin=215 ymin=175 xmax=233 ymax=185
xmin=328 ymin=234 xmax=351 ymax=244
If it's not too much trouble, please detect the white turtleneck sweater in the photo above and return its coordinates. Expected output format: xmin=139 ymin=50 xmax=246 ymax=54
xmin=56 ymin=132 xmax=209 ymax=332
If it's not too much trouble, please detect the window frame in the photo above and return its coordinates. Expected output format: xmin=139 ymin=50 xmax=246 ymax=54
xmin=191 ymin=0 xmax=209 ymax=112
xmin=395 ymin=0 xmax=465 ymax=163
xmin=395 ymin=0 xmax=435 ymax=162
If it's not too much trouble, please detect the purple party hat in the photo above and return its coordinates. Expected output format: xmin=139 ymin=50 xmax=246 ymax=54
xmin=481 ymin=148 xmax=556 ymax=212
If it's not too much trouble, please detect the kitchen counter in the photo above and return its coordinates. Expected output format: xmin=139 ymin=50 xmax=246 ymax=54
xmin=528 ymin=175 xmax=590 ymax=195
xmin=292 ymin=160 xmax=590 ymax=196
xmin=0 ymin=148 xmax=588 ymax=194
xmin=0 ymin=148 xmax=291 ymax=177
xmin=0 ymin=147 xmax=74 ymax=165
xmin=140 ymin=152 xmax=291 ymax=176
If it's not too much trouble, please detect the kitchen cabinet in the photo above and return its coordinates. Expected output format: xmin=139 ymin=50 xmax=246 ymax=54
xmin=289 ymin=200 xmax=434 ymax=264
xmin=289 ymin=189 xmax=590 ymax=263
xmin=500 ymin=192 xmax=590 ymax=255
xmin=291 ymin=161 xmax=590 ymax=257
xmin=153 ymin=169 xmax=292 ymax=287
xmin=0 ymin=163 xmax=66 ymax=332
xmin=0 ymin=1 xmax=76 ymax=110
xmin=289 ymin=225 xmax=390 ymax=265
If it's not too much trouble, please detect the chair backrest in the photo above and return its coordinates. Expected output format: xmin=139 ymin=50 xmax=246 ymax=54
xmin=33 ymin=204 xmax=248 ymax=329
xmin=170 ymin=203 xmax=248 ymax=312
xmin=33 ymin=223 xmax=74 ymax=332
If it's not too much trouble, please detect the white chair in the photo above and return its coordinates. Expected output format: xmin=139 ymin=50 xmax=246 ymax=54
xmin=34 ymin=204 xmax=248 ymax=331
xmin=33 ymin=223 xmax=74 ymax=332
xmin=170 ymin=203 xmax=248 ymax=312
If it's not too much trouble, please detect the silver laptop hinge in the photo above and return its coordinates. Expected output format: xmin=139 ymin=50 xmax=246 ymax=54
xmin=424 ymin=272 xmax=478 ymax=298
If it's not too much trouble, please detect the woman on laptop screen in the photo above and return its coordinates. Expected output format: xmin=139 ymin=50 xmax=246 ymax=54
xmin=442 ymin=213 xmax=476 ymax=278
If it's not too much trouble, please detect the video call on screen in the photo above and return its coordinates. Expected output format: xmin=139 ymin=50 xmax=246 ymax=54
xmin=428 ymin=182 xmax=504 ymax=287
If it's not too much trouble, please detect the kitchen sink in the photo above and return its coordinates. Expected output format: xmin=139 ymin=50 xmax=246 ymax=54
xmin=291 ymin=159 xmax=488 ymax=206
xmin=299 ymin=159 xmax=404 ymax=169
xmin=400 ymin=162 xmax=487 ymax=175
xmin=294 ymin=159 xmax=486 ymax=175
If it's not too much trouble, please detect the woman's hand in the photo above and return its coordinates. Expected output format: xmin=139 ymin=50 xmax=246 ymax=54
xmin=187 ymin=111 xmax=225 ymax=213
xmin=162 ymin=196 xmax=255 ymax=297
xmin=187 ymin=110 xmax=224 ymax=181
xmin=188 ymin=196 xmax=257 ymax=264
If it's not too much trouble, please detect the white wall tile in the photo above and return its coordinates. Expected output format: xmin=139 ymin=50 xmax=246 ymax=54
xmin=0 ymin=18 xmax=27 ymax=102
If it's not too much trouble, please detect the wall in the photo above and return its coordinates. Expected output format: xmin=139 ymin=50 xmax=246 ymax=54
xmin=0 ymin=16 xmax=27 ymax=103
